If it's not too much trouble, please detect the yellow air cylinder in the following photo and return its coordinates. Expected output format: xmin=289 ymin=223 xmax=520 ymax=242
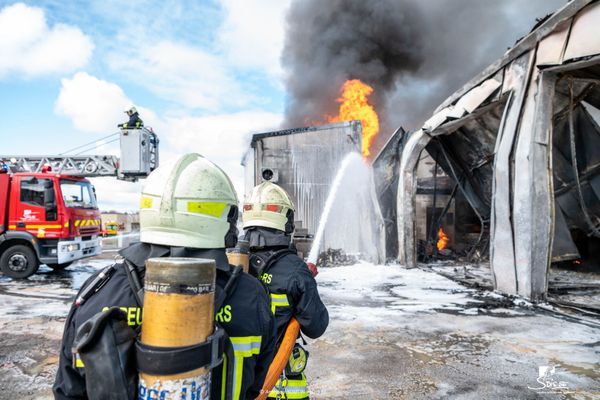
xmin=226 ymin=239 xmax=250 ymax=273
xmin=138 ymin=257 xmax=216 ymax=400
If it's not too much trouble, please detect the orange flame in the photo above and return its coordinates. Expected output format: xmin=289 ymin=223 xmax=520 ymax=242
xmin=328 ymin=79 xmax=380 ymax=158
xmin=437 ymin=227 xmax=449 ymax=251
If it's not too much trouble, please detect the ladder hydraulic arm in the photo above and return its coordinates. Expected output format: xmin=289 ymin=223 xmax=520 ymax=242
xmin=1 ymin=128 xmax=159 ymax=182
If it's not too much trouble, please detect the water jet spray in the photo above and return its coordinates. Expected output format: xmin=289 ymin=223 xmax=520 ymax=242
xmin=307 ymin=152 xmax=362 ymax=266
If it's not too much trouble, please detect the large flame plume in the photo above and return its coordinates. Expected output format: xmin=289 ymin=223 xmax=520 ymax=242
xmin=437 ymin=227 xmax=449 ymax=251
xmin=328 ymin=79 xmax=380 ymax=158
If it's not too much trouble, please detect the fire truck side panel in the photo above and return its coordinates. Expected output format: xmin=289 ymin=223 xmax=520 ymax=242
xmin=9 ymin=175 xmax=61 ymax=239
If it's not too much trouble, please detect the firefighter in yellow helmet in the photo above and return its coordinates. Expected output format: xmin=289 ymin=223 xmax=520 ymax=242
xmin=54 ymin=154 xmax=277 ymax=400
xmin=242 ymin=182 xmax=329 ymax=400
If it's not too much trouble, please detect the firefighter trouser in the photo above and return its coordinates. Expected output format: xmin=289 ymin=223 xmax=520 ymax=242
xmin=268 ymin=372 xmax=309 ymax=399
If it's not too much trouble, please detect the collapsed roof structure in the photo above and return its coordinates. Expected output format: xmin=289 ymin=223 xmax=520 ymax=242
xmin=382 ymin=0 xmax=600 ymax=300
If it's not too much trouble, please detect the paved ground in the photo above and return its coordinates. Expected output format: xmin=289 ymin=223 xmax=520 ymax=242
xmin=1 ymin=256 xmax=599 ymax=399
xmin=308 ymin=263 xmax=600 ymax=399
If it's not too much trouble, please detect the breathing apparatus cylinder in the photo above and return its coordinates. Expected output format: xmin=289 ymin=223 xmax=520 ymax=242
xmin=226 ymin=239 xmax=250 ymax=273
xmin=138 ymin=257 xmax=216 ymax=400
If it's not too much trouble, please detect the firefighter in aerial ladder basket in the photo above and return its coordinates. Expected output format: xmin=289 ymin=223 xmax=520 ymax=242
xmin=242 ymin=182 xmax=329 ymax=400
xmin=53 ymin=153 xmax=277 ymax=400
xmin=119 ymin=106 xmax=144 ymax=129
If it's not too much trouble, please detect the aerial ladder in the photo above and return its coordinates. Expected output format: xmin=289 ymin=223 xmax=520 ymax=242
xmin=1 ymin=128 xmax=159 ymax=181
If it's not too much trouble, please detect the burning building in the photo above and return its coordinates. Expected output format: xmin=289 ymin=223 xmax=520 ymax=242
xmin=243 ymin=75 xmax=387 ymax=263
xmin=386 ymin=0 xmax=600 ymax=300
xmin=242 ymin=121 xmax=385 ymax=263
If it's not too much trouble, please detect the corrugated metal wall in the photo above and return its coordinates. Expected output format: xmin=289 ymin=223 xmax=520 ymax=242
xmin=249 ymin=121 xmax=361 ymax=238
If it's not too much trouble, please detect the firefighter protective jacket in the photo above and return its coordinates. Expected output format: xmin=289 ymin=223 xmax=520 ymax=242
xmin=53 ymin=243 xmax=277 ymax=400
xmin=120 ymin=112 xmax=143 ymax=129
xmin=249 ymin=247 xmax=329 ymax=340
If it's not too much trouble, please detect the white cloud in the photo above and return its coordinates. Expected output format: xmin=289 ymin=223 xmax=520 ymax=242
xmin=98 ymin=2 xmax=291 ymax=111
xmin=163 ymin=110 xmax=282 ymax=197
xmin=107 ymin=40 xmax=249 ymax=111
xmin=219 ymin=0 xmax=291 ymax=76
xmin=90 ymin=178 xmax=142 ymax=212
xmin=54 ymin=72 xmax=157 ymax=134
xmin=0 ymin=3 xmax=93 ymax=78
xmin=54 ymin=73 xmax=281 ymax=211
xmin=52 ymin=73 xmax=152 ymax=210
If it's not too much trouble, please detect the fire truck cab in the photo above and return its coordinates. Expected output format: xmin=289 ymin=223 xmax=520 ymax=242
xmin=0 ymin=169 xmax=102 ymax=278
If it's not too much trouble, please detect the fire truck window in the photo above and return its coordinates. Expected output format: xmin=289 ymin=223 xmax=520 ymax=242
xmin=60 ymin=180 xmax=98 ymax=209
xmin=20 ymin=178 xmax=52 ymax=207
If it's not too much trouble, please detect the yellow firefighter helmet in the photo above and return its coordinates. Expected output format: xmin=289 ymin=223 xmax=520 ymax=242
xmin=139 ymin=153 xmax=239 ymax=248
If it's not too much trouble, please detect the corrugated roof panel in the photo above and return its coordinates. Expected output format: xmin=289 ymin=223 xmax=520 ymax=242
xmin=564 ymin=2 xmax=600 ymax=61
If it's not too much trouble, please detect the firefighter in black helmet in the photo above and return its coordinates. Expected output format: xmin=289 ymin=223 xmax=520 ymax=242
xmin=242 ymin=182 xmax=329 ymax=399
xmin=53 ymin=153 xmax=276 ymax=400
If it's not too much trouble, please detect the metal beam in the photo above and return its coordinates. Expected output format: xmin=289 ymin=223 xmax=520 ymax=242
xmin=1 ymin=155 xmax=119 ymax=177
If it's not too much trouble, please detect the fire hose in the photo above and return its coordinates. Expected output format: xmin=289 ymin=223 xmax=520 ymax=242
xmin=256 ymin=318 xmax=301 ymax=400
xmin=256 ymin=262 xmax=318 ymax=400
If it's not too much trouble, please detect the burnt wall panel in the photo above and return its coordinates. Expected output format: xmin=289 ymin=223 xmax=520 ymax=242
xmin=372 ymin=127 xmax=406 ymax=261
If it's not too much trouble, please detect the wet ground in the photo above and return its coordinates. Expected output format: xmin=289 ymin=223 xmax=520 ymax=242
xmin=307 ymin=263 xmax=600 ymax=399
xmin=429 ymin=261 xmax=600 ymax=313
xmin=1 ymin=255 xmax=599 ymax=399
xmin=0 ymin=260 xmax=104 ymax=399
xmin=0 ymin=237 xmax=128 ymax=400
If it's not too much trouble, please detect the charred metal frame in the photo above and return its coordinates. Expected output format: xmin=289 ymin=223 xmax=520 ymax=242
xmin=396 ymin=0 xmax=600 ymax=300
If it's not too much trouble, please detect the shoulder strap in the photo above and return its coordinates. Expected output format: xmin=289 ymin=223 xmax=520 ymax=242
xmin=214 ymin=265 xmax=242 ymax=312
xmin=74 ymin=264 xmax=116 ymax=307
xmin=123 ymin=259 xmax=144 ymax=307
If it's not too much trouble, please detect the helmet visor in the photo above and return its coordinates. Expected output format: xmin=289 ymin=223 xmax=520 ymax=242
xmin=243 ymin=203 xmax=285 ymax=213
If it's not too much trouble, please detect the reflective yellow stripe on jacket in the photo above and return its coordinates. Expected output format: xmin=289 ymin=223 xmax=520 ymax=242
xmin=224 ymin=335 xmax=262 ymax=400
xmin=270 ymin=293 xmax=289 ymax=314
xmin=268 ymin=373 xmax=309 ymax=399
xmin=74 ymin=353 xmax=84 ymax=368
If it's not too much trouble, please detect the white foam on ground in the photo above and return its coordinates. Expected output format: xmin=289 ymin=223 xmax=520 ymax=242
xmin=317 ymin=263 xmax=479 ymax=328
xmin=316 ymin=262 xmax=600 ymax=372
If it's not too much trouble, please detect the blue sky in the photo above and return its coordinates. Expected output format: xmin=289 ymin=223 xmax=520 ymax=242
xmin=0 ymin=0 xmax=289 ymax=210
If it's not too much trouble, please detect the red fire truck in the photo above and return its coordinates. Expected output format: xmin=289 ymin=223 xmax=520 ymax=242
xmin=0 ymin=170 xmax=102 ymax=278
xmin=0 ymin=128 xmax=158 ymax=278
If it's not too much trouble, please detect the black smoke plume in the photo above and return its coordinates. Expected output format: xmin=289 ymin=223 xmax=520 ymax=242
xmin=282 ymin=0 xmax=425 ymax=130
xmin=283 ymin=0 xmax=566 ymax=156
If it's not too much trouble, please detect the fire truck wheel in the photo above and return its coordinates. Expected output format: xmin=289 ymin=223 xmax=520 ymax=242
xmin=0 ymin=245 xmax=40 ymax=279
xmin=46 ymin=261 xmax=73 ymax=270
